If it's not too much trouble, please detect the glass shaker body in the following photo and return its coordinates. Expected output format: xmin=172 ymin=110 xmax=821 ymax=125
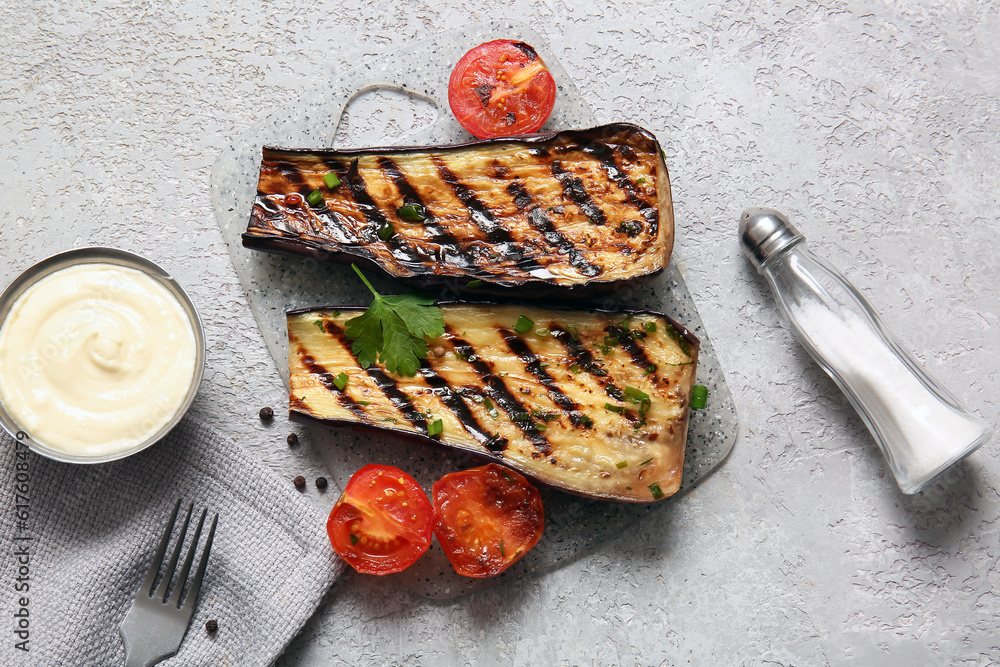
xmin=746 ymin=213 xmax=992 ymax=494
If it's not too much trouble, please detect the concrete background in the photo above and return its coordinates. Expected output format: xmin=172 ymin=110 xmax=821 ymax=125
xmin=2 ymin=1 xmax=998 ymax=665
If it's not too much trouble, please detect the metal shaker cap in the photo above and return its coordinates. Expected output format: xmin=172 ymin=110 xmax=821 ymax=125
xmin=738 ymin=207 xmax=804 ymax=272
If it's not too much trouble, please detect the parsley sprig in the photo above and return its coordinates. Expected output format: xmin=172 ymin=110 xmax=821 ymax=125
xmin=344 ymin=265 xmax=445 ymax=377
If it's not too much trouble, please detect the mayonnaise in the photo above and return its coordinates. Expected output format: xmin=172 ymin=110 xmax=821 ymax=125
xmin=0 ymin=262 xmax=198 ymax=458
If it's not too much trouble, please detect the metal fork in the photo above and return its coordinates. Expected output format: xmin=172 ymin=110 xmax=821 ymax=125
xmin=119 ymin=500 xmax=219 ymax=667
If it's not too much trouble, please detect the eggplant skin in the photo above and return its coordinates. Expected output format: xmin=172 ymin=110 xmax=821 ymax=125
xmin=245 ymin=123 xmax=673 ymax=296
xmin=287 ymin=303 xmax=699 ymax=503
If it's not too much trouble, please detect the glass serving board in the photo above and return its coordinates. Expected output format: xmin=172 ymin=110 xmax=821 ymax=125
xmin=209 ymin=19 xmax=738 ymax=599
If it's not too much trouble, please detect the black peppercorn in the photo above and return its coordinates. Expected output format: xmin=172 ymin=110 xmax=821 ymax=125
xmin=259 ymin=406 xmax=274 ymax=421
xmin=316 ymin=477 xmax=328 ymax=490
xmin=287 ymin=433 xmax=299 ymax=446
xmin=293 ymin=475 xmax=306 ymax=490
xmin=205 ymin=619 xmax=218 ymax=633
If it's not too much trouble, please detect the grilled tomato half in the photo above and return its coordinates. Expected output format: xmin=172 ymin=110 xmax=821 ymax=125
xmin=432 ymin=463 xmax=544 ymax=578
xmin=448 ymin=39 xmax=556 ymax=138
xmin=327 ymin=464 xmax=434 ymax=574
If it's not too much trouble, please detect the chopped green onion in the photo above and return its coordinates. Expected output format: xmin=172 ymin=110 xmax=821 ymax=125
xmin=500 ymin=469 xmax=514 ymax=483
xmin=604 ymin=403 xmax=627 ymax=414
xmin=534 ymin=327 xmax=550 ymax=337
xmin=644 ymin=321 xmax=656 ymax=333
xmin=691 ymin=384 xmax=709 ymax=409
xmin=534 ymin=422 xmax=547 ymax=432
xmin=644 ymin=364 xmax=657 ymax=376
xmin=500 ymin=538 xmax=506 ymax=558
xmin=396 ymin=203 xmax=427 ymax=222
xmin=377 ymin=220 xmax=394 ymax=240
xmin=514 ymin=315 xmax=534 ymax=334
xmin=427 ymin=419 xmax=444 ymax=436
xmin=484 ymin=397 xmax=499 ymax=419
xmin=333 ymin=372 xmax=349 ymax=391
xmin=565 ymin=324 xmax=580 ymax=341
xmin=640 ymin=457 xmax=654 ymax=466
xmin=306 ymin=189 xmax=324 ymax=206
xmin=324 ymin=171 xmax=341 ymax=189
xmin=580 ymin=414 xmax=594 ymax=428
xmin=380 ymin=417 xmax=398 ymax=423
xmin=333 ymin=310 xmax=341 ymax=316
xmin=570 ymin=364 xmax=581 ymax=374
xmin=606 ymin=385 xmax=624 ymax=401
xmin=637 ymin=177 xmax=646 ymax=184
xmin=616 ymin=460 xmax=628 ymax=469
xmin=467 ymin=279 xmax=483 ymax=287
xmin=624 ymin=386 xmax=650 ymax=403
xmin=349 ymin=533 xmax=360 ymax=545
xmin=648 ymin=481 xmax=665 ymax=500
xmin=512 ymin=413 xmax=530 ymax=422
xmin=357 ymin=400 xmax=371 ymax=406
xmin=313 ymin=319 xmax=325 ymax=330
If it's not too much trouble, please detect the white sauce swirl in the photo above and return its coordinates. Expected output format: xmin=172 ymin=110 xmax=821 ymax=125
xmin=0 ymin=263 xmax=198 ymax=458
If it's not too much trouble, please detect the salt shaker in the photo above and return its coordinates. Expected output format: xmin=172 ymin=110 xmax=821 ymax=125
xmin=739 ymin=207 xmax=992 ymax=494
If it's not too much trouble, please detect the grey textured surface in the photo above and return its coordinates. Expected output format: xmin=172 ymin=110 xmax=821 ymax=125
xmin=2 ymin=1 xmax=998 ymax=665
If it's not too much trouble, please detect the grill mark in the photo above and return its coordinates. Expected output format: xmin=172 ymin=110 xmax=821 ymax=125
xmin=275 ymin=161 xmax=309 ymax=191
xmin=376 ymin=157 xmax=465 ymax=248
xmin=321 ymin=321 xmax=427 ymax=433
xmin=341 ymin=158 xmax=420 ymax=264
xmin=605 ymin=323 xmax=657 ymax=373
xmin=448 ymin=330 xmax=552 ymax=454
xmin=548 ymin=325 xmax=628 ymax=402
xmin=580 ymin=139 xmax=649 ymax=210
xmin=419 ymin=363 xmax=507 ymax=453
xmin=295 ymin=346 xmax=370 ymax=421
xmin=506 ymin=180 xmax=602 ymax=278
xmin=500 ymin=328 xmax=585 ymax=427
xmin=550 ymin=160 xmax=608 ymax=226
xmin=434 ymin=157 xmax=546 ymax=274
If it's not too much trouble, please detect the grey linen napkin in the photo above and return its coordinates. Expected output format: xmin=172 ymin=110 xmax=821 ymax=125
xmin=0 ymin=416 xmax=342 ymax=666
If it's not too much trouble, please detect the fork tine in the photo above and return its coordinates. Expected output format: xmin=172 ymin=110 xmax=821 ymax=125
xmin=156 ymin=502 xmax=194 ymax=602
xmin=181 ymin=513 xmax=218 ymax=615
xmin=140 ymin=499 xmax=181 ymax=597
xmin=169 ymin=508 xmax=206 ymax=608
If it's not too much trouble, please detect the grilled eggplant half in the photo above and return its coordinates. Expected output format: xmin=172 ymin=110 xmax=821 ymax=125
xmin=246 ymin=123 xmax=673 ymax=296
xmin=287 ymin=303 xmax=699 ymax=503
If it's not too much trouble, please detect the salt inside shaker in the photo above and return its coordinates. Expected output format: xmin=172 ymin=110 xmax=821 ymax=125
xmin=739 ymin=207 xmax=993 ymax=494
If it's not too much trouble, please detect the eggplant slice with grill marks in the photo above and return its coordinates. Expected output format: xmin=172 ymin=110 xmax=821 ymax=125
xmin=287 ymin=303 xmax=699 ymax=503
xmin=245 ymin=123 xmax=673 ymax=296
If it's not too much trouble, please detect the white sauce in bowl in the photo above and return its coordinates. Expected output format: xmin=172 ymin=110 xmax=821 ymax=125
xmin=0 ymin=262 xmax=198 ymax=458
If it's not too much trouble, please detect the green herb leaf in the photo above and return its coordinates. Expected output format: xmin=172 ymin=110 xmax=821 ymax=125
xmin=344 ymin=265 xmax=445 ymax=377
xmin=648 ymin=481 xmax=665 ymax=500
xmin=500 ymin=537 xmax=506 ymax=558
xmin=427 ymin=418 xmax=444 ymax=436
xmin=377 ymin=220 xmax=394 ymax=240
xmin=691 ymin=384 xmax=709 ymax=409
xmin=333 ymin=372 xmax=349 ymax=391
xmin=324 ymin=171 xmax=341 ymax=189
xmin=644 ymin=364 xmax=657 ymax=376
xmin=349 ymin=533 xmax=360 ymax=545
xmin=643 ymin=321 xmax=656 ymax=333
xmin=514 ymin=315 xmax=534 ymax=334
xmin=396 ymin=203 xmax=427 ymax=222
xmin=306 ymin=189 xmax=324 ymax=206
xmin=640 ymin=457 xmax=654 ymax=466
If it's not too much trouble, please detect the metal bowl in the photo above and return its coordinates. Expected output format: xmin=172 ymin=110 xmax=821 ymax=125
xmin=0 ymin=247 xmax=206 ymax=464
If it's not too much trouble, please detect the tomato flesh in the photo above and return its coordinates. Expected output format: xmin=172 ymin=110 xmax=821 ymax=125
xmin=327 ymin=464 xmax=434 ymax=575
xmin=448 ymin=39 xmax=557 ymax=139
xmin=432 ymin=463 xmax=544 ymax=578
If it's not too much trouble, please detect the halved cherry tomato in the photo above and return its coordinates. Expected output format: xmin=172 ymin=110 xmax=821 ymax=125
xmin=432 ymin=463 xmax=544 ymax=578
xmin=448 ymin=39 xmax=557 ymax=139
xmin=327 ymin=464 xmax=434 ymax=575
